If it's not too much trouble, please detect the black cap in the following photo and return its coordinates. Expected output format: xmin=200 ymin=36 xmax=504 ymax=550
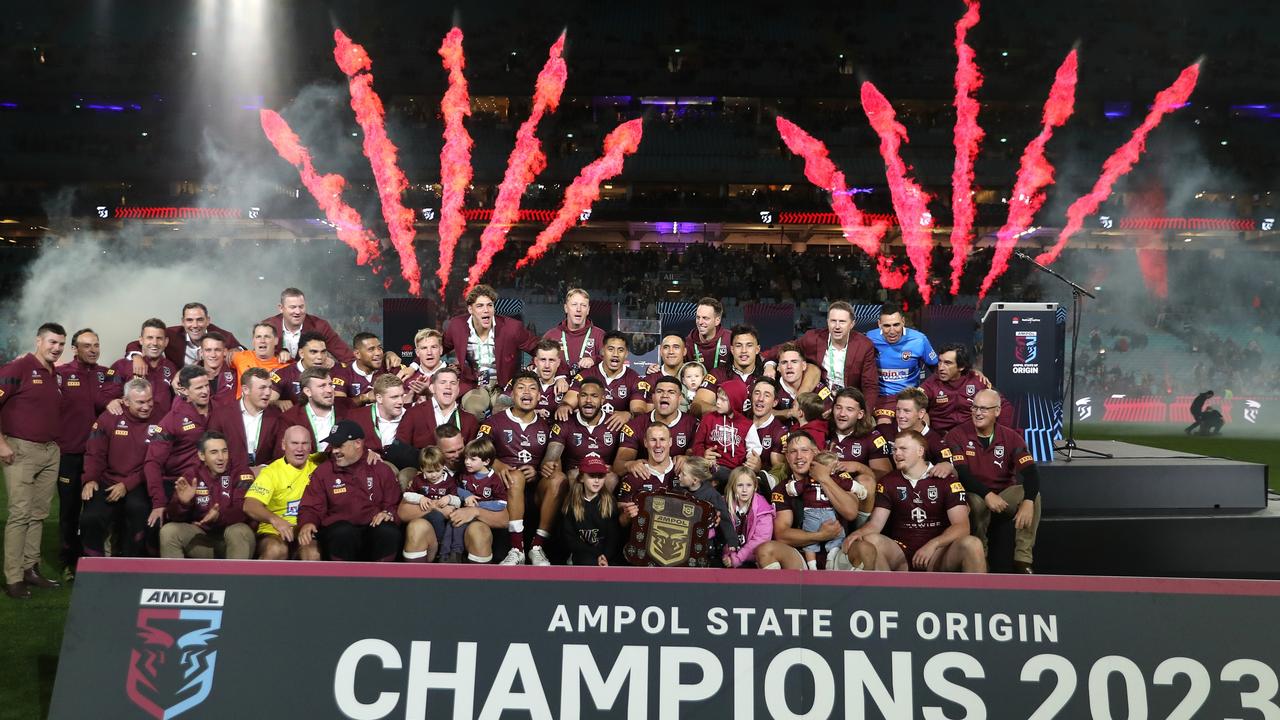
xmin=321 ymin=419 xmax=364 ymax=446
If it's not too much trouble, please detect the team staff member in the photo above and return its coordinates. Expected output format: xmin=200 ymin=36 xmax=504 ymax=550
xmin=143 ymin=365 xmax=213 ymax=526
xmin=159 ymin=432 xmax=256 ymax=560
xmin=866 ymin=306 xmax=938 ymax=425
xmin=197 ymin=332 xmax=238 ymax=405
xmin=543 ymin=288 xmax=605 ymax=376
xmin=441 ymin=284 xmax=540 ymax=399
xmin=102 ymin=318 xmax=179 ymax=418
xmin=243 ymin=426 xmax=322 ymax=560
xmin=79 ymin=378 xmax=156 ymax=564
xmin=297 ymin=421 xmax=402 ymax=562
xmin=230 ymin=323 xmax=288 ymax=399
xmin=54 ymin=328 xmax=108 ymax=580
xmin=123 ymin=302 xmax=244 ymax=370
xmin=0 ymin=323 xmax=67 ymax=598
xmin=946 ymin=389 xmax=1041 ymax=573
xmin=919 ymin=344 xmax=1011 ymax=435
xmin=685 ymin=297 xmax=732 ymax=370
xmin=764 ymin=301 xmax=879 ymax=416
xmin=280 ymin=368 xmax=341 ymax=452
xmin=263 ymin=287 xmax=355 ymax=364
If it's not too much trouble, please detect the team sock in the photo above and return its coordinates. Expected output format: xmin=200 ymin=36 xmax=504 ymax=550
xmin=468 ymin=553 xmax=492 ymax=564
xmin=508 ymin=520 xmax=525 ymax=551
xmin=762 ymin=562 xmax=782 ymax=570
xmin=532 ymin=528 xmax=549 ymax=547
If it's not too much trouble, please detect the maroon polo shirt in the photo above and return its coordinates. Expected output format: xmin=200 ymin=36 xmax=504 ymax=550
xmin=56 ymin=359 xmax=109 ymax=453
xmin=945 ymin=422 xmax=1035 ymax=494
xmin=0 ymin=353 xmax=62 ymax=443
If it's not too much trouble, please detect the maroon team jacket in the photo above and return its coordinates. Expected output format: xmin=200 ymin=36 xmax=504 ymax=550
xmin=82 ymin=409 xmax=153 ymax=491
xmin=143 ymin=398 xmax=210 ymax=509
xmin=298 ymin=458 xmax=402 ymax=528
xmin=261 ymin=313 xmax=355 ymax=364
xmin=440 ymin=314 xmax=540 ymax=389
xmin=763 ymin=329 xmax=880 ymax=409
xmin=56 ymin=359 xmax=109 ymax=454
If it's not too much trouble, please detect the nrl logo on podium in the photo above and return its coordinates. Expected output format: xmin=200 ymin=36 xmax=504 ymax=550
xmin=624 ymin=491 xmax=716 ymax=567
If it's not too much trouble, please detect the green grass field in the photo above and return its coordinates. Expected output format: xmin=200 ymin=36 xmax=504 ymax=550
xmin=0 ymin=425 xmax=1275 ymax=717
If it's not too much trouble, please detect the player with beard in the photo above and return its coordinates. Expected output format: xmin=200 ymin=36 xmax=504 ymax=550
xmin=123 ymin=302 xmax=244 ymax=371
xmin=544 ymin=379 xmax=619 ymax=491
xmin=398 ymin=329 xmax=446 ymax=405
xmin=826 ymin=388 xmax=893 ymax=481
xmin=481 ymin=371 xmax=563 ymax=566
xmin=889 ymin=387 xmax=954 ymax=473
xmin=774 ymin=343 xmax=832 ymax=426
xmin=756 ymin=432 xmax=874 ymax=570
xmin=618 ymin=424 xmax=681 ymax=518
xmin=543 ymin=288 xmax=605 ymax=377
xmin=521 ymin=340 xmax=569 ymax=419
xmin=262 ymin=287 xmax=354 ymax=364
xmin=613 ymin=376 xmax=698 ymax=476
xmin=333 ymin=332 xmax=394 ymax=412
xmin=946 ymin=388 xmax=1041 ymax=573
xmin=102 ymin=318 xmax=178 ymax=418
xmin=348 ymin=375 xmax=413 ymax=469
xmin=297 ymin=420 xmax=402 ymax=562
xmin=867 ymin=306 xmax=939 ymax=426
xmin=207 ymin=367 xmax=286 ymax=471
xmin=844 ymin=430 xmax=985 ymax=573
xmin=143 ymin=365 xmax=214 ymax=529
xmin=764 ymin=301 xmax=879 ymax=417
xmin=396 ymin=366 xmax=480 ymax=449
xmin=441 ymin=284 xmax=540 ymax=404
xmin=919 ymin=344 xmax=1010 ymax=435
xmin=230 ymin=323 xmax=287 ymax=399
xmin=691 ymin=325 xmax=767 ymax=417
xmin=270 ymin=332 xmax=334 ymax=410
xmin=159 ymin=432 xmax=256 ymax=560
xmin=198 ymin=332 xmax=237 ymax=406
xmin=54 ymin=328 xmax=108 ymax=580
xmin=558 ymin=332 xmax=649 ymax=431
xmin=79 ymin=378 xmax=156 ymax=564
xmin=280 ymin=368 xmax=339 ymax=452
xmin=685 ymin=297 xmax=732 ymax=370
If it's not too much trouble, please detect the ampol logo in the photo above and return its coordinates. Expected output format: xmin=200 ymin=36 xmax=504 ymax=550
xmin=125 ymin=589 xmax=225 ymax=719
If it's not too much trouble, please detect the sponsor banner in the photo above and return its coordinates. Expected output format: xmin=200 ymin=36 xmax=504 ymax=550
xmin=52 ymin=559 xmax=1280 ymax=719
xmin=1074 ymin=394 xmax=1277 ymax=428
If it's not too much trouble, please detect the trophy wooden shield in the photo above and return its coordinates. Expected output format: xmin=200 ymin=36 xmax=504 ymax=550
xmin=623 ymin=491 xmax=717 ymax=567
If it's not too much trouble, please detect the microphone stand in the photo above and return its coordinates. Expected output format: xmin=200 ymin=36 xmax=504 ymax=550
xmin=1013 ymin=250 xmax=1112 ymax=461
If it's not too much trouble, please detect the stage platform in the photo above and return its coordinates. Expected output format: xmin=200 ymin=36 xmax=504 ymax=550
xmin=1035 ymin=441 xmax=1279 ymax=578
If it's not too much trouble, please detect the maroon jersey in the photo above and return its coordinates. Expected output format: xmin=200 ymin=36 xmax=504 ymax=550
xmin=503 ymin=375 xmax=565 ymax=420
xmin=699 ymin=367 xmax=761 ymax=417
xmin=617 ymin=461 xmax=679 ymax=503
xmin=543 ymin=320 xmax=605 ymax=376
xmin=101 ymin=356 xmax=178 ymax=420
xmin=827 ymin=428 xmax=892 ymax=465
xmin=143 ymin=398 xmax=211 ymax=509
xmin=56 ymin=359 xmax=109 ymax=452
xmin=945 ymin=422 xmax=1035 ymax=493
xmin=299 ymin=458 xmax=401 ymax=528
xmin=685 ymin=327 xmax=732 ymax=369
xmin=166 ymin=462 xmax=255 ymax=528
xmin=570 ymin=366 xmax=650 ymax=415
xmin=461 ymin=470 xmax=508 ymax=504
xmin=775 ymin=380 xmax=834 ymax=420
xmin=331 ymin=363 xmax=388 ymax=412
xmin=479 ymin=410 xmax=551 ymax=467
xmin=619 ymin=410 xmax=698 ymax=458
xmin=875 ymin=469 xmax=967 ymax=555
xmin=268 ymin=362 xmax=308 ymax=404
xmin=790 ymin=469 xmax=857 ymax=511
xmin=405 ymin=471 xmax=459 ymax=502
xmin=550 ymin=412 xmax=620 ymax=469
xmin=885 ymin=425 xmax=953 ymax=465
xmin=745 ymin=416 xmax=788 ymax=460
xmin=919 ymin=370 xmax=992 ymax=435
xmin=207 ymin=363 xmax=238 ymax=406
xmin=82 ymin=409 xmax=153 ymax=491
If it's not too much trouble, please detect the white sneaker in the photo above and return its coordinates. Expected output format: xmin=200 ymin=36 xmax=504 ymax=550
xmin=499 ymin=548 xmax=525 ymax=566
xmin=528 ymin=546 xmax=551 ymax=567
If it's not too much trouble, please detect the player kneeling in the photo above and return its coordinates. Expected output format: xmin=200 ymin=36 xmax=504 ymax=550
xmin=843 ymin=430 xmax=985 ymax=573
xmin=159 ymin=432 xmax=256 ymax=559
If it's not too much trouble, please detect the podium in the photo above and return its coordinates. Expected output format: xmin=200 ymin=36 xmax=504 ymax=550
xmin=981 ymin=302 xmax=1064 ymax=462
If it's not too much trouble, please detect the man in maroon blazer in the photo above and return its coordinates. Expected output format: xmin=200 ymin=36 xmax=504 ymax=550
xmin=764 ymin=300 xmax=880 ymax=412
xmin=123 ymin=302 xmax=244 ymax=371
xmin=261 ymin=287 xmax=355 ymax=365
xmin=396 ymin=367 xmax=479 ymax=449
xmin=440 ymin=285 xmax=539 ymax=392
xmin=207 ymin=367 xmax=286 ymax=471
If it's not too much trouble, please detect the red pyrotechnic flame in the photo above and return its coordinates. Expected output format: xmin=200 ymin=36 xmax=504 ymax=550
xmin=436 ymin=27 xmax=474 ymax=300
xmin=516 ymin=119 xmax=644 ymax=269
xmin=334 ymin=30 xmax=422 ymax=294
xmin=979 ymin=49 xmax=1078 ymax=298
xmin=1036 ymin=61 xmax=1201 ymax=265
xmin=861 ymin=82 xmax=935 ymax=303
xmin=947 ymin=0 xmax=985 ymax=295
xmin=465 ymin=33 xmax=568 ymax=293
xmin=774 ymin=116 xmax=908 ymax=289
xmin=259 ymin=109 xmax=382 ymax=266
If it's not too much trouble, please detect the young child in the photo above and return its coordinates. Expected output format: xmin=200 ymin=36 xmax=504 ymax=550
xmin=690 ymin=386 xmax=751 ymax=485
xmin=560 ymin=456 xmax=622 ymax=566
xmin=786 ymin=451 xmax=868 ymax=569
xmin=793 ymin=391 xmax=830 ymax=448
xmin=676 ymin=456 xmax=740 ymax=559
xmin=460 ymin=436 xmax=508 ymax=513
xmin=722 ymin=466 xmax=775 ymax=568
xmin=402 ymin=447 xmax=466 ymax=563
xmin=678 ymin=362 xmax=706 ymax=412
